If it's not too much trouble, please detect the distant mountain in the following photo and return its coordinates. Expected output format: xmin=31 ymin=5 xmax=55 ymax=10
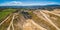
xmin=0 ymin=5 xmax=60 ymax=9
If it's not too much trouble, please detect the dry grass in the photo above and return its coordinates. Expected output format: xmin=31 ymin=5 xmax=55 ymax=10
xmin=28 ymin=11 xmax=57 ymax=30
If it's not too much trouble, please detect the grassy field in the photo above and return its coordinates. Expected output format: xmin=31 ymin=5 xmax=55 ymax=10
xmin=0 ymin=9 xmax=16 ymax=22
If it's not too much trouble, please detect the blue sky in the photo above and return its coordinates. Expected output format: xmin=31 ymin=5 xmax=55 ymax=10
xmin=0 ymin=0 xmax=60 ymax=6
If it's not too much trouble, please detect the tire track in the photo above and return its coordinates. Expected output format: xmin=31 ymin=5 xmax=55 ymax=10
xmin=23 ymin=19 xmax=47 ymax=30
xmin=42 ymin=11 xmax=60 ymax=17
xmin=0 ymin=14 xmax=12 ymax=26
xmin=7 ymin=14 xmax=15 ymax=30
xmin=40 ymin=11 xmax=60 ymax=30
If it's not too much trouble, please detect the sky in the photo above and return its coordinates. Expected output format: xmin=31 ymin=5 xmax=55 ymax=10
xmin=0 ymin=0 xmax=60 ymax=6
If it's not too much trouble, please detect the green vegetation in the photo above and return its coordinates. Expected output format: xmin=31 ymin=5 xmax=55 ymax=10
xmin=0 ymin=15 xmax=13 ymax=30
xmin=0 ymin=9 xmax=16 ymax=21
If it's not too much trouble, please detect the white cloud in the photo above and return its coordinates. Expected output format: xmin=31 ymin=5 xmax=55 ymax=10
xmin=0 ymin=1 xmax=23 ymax=6
xmin=0 ymin=1 xmax=59 ymax=6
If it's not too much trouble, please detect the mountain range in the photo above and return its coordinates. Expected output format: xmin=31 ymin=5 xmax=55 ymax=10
xmin=0 ymin=5 xmax=60 ymax=9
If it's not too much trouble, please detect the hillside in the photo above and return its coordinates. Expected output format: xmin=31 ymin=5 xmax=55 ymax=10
xmin=0 ymin=10 xmax=60 ymax=30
